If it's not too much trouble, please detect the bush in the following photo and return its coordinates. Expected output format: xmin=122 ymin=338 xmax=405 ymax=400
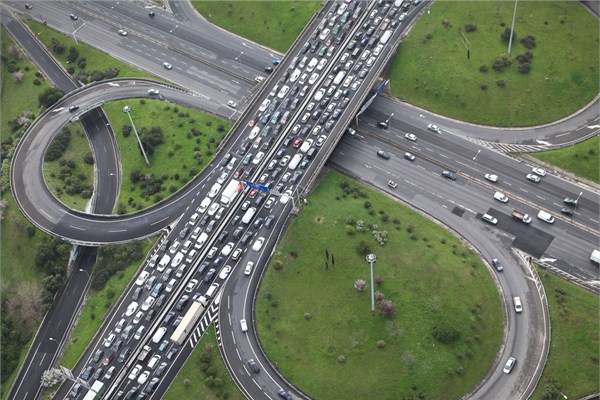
xmin=432 ymin=321 xmax=461 ymax=344
xmin=356 ymin=241 xmax=371 ymax=255
xmin=520 ymin=35 xmax=536 ymax=49
xmin=464 ymin=24 xmax=477 ymax=32
xmin=500 ymin=28 xmax=515 ymax=43
xmin=377 ymin=340 xmax=386 ymax=348
xmin=518 ymin=62 xmax=531 ymax=74
xmin=496 ymin=80 xmax=506 ymax=88
xmin=492 ymin=54 xmax=512 ymax=72
xmin=479 ymin=64 xmax=488 ymax=73
xmin=38 ymin=87 xmax=65 ymax=108
xmin=480 ymin=83 xmax=488 ymax=90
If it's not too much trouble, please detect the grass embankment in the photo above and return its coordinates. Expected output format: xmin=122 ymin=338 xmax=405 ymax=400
xmin=192 ymin=1 xmax=320 ymax=53
xmin=43 ymin=125 xmax=95 ymax=211
xmin=532 ymin=268 xmax=599 ymax=399
xmin=388 ymin=1 xmax=599 ymax=127
xmin=25 ymin=20 xmax=157 ymax=81
xmin=163 ymin=328 xmax=245 ymax=400
xmin=530 ymin=135 xmax=599 ymax=183
xmin=102 ymin=99 xmax=230 ymax=213
xmin=257 ymin=170 xmax=504 ymax=399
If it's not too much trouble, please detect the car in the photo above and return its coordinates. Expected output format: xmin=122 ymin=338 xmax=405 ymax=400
xmin=133 ymin=310 xmax=144 ymax=324
xmin=563 ymin=197 xmax=578 ymax=207
xmin=265 ymin=197 xmax=276 ymax=209
xmin=69 ymin=14 xmax=79 ymax=20
xmin=149 ymin=11 xmax=155 ymax=17
xmin=292 ymin=138 xmax=303 ymax=148
xmin=377 ymin=121 xmax=388 ymax=129
xmin=158 ymin=340 xmax=169 ymax=353
xmin=560 ymin=208 xmax=574 ymax=217
xmin=427 ymin=124 xmax=441 ymax=133
xmin=316 ymin=135 xmax=327 ymax=147
xmin=203 ymin=268 xmax=216 ymax=283
xmin=503 ymin=357 xmax=516 ymax=374
xmin=255 ymin=76 xmax=264 ymax=83
xmin=532 ymin=167 xmax=546 ymax=176
xmin=104 ymin=333 xmax=116 ymax=348
xmin=264 ymin=66 xmax=273 ymax=73
xmin=128 ymin=364 xmax=142 ymax=380
xmin=231 ymin=248 xmax=243 ymax=261
xmin=69 ymin=383 xmax=82 ymax=396
xmin=526 ymin=173 xmax=541 ymax=183
xmin=277 ymin=389 xmax=293 ymax=400
xmin=91 ymin=368 xmax=103 ymax=382
xmin=141 ymin=296 xmax=155 ymax=311
xmin=252 ymin=237 xmax=265 ymax=251
xmin=240 ymin=319 xmax=248 ymax=332
xmin=244 ymin=262 xmax=254 ymax=275
xmin=104 ymin=365 xmax=116 ymax=380
xmin=68 ymin=105 xmax=79 ymax=112
xmin=134 ymin=325 xmax=145 ymax=340
xmin=118 ymin=29 xmax=128 ymax=36
xmin=227 ymin=100 xmax=237 ymax=108
xmin=102 ymin=352 xmax=115 ymax=366
xmin=279 ymin=155 xmax=291 ymax=166
xmin=147 ymin=88 xmax=160 ymax=95
xmin=137 ymin=370 xmax=150 ymax=385
xmin=492 ymin=258 xmax=504 ymax=271
xmin=118 ymin=347 xmax=131 ymax=363
xmin=145 ymin=377 xmax=160 ymax=394
xmin=93 ymin=349 xmax=104 ymax=363
xmin=481 ymin=213 xmax=498 ymax=225
xmin=405 ymin=133 xmax=417 ymax=141
xmin=175 ymin=295 xmax=189 ymax=311
xmin=221 ymin=242 xmax=234 ymax=256
xmin=404 ymin=152 xmax=415 ymax=161
xmin=247 ymin=359 xmax=260 ymax=373
xmin=442 ymin=170 xmax=457 ymax=180
xmin=376 ymin=150 xmax=390 ymax=159
xmin=166 ymin=347 xmax=179 ymax=360
xmin=81 ymin=366 xmax=95 ymax=381
xmin=388 ymin=180 xmax=397 ymax=188
xmin=280 ymin=190 xmax=292 ymax=205
xmin=25 ymin=3 xmax=33 ymax=9
xmin=513 ymin=297 xmax=523 ymax=313
xmin=184 ymin=279 xmax=198 ymax=293
xmin=219 ymin=266 xmax=232 ymax=280
xmin=485 ymin=174 xmax=498 ymax=183
xmin=163 ymin=62 xmax=172 ymax=69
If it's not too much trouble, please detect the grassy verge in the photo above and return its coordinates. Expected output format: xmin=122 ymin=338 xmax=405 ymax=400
xmin=530 ymin=136 xmax=599 ymax=183
xmin=256 ymin=170 xmax=503 ymax=399
xmin=25 ymin=20 xmax=157 ymax=81
xmin=388 ymin=1 xmax=599 ymax=127
xmin=191 ymin=1 xmax=321 ymax=53
xmin=102 ymin=99 xmax=230 ymax=213
xmin=58 ymin=238 xmax=157 ymax=370
xmin=532 ymin=268 xmax=599 ymax=399
xmin=163 ymin=327 xmax=244 ymax=400
xmin=43 ymin=124 xmax=94 ymax=211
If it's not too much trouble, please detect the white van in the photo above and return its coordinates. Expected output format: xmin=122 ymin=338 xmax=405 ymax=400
xmin=242 ymin=207 xmax=257 ymax=224
xmin=166 ymin=278 xmax=177 ymax=293
xmin=171 ymin=252 xmax=184 ymax=267
xmin=206 ymin=282 xmax=220 ymax=298
xmin=249 ymin=126 xmax=261 ymax=140
xmin=197 ymin=198 xmax=211 ymax=213
xmin=537 ymin=210 xmax=555 ymax=224
xmin=208 ymin=183 xmax=221 ymax=198
xmin=189 ymin=213 xmax=199 ymax=225
xmin=307 ymin=57 xmax=319 ymax=72
xmin=194 ymin=232 xmax=208 ymax=249
xmin=147 ymin=354 xmax=161 ymax=370
xmin=152 ymin=327 xmax=167 ymax=344
xmin=157 ymin=254 xmax=171 ymax=272
xmin=493 ymin=192 xmax=508 ymax=203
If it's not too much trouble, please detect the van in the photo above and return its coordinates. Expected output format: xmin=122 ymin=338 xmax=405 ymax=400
xmin=195 ymin=232 xmax=208 ymax=249
xmin=175 ymin=264 xmax=186 ymax=278
xmin=151 ymin=326 xmax=167 ymax=344
xmin=494 ymin=192 xmax=509 ymax=203
xmin=307 ymin=147 xmax=318 ymax=160
xmin=288 ymin=154 xmax=303 ymax=170
xmin=157 ymin=255 xmax=170 ymax=272
xmin=242 ymin=207 xmax=257 ymax=224
xmin=226 ymin=157 xmax=237 ymax=171
xmin=132 ymin=287 xmax=143 ymax=301
xmin=147 ymin=354 xmax=161 ymax=370
xmin=188 ymin=214 xmax=199 ymax=225
xmin=206 ymin=282 xmax=220 ymax=298
xmin=537 ymin=210 xmax=555 ymax=224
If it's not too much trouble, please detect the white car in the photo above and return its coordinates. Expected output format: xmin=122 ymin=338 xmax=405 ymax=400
xmin=427 ymin=124 xmax=441 ymax=133
xmin=162 ymin=62 xmax=172 ymax=70
xmin=240 ymin=319 xmax=248 ymax=332
xmin=319 ymin=28 xmax=330 ymax=40
xmin=277 ymin=85 xmax=290 ymax=99
xmin=258 ymin=99 xmax=271 ymax=112
xmin=316 ymin=135 xmax=327 ymax=147
xmin=526 ymin=173 xmax=541 ymax=183
xmin=125 ymin=301 xmax=138 ymax=316
xmin=221 ymin=242 xmax=234 ymax=257
xmin=532 ymin=167 xmax=546 ymax=176
xmin=217 ymin=172 xmax=228 ymax=185
xmin=316 ymin=58 xmax=328 ymax=71
xmin=513 ymin=297 xmax=523 ymax=313
xmin=280 ymin=190 xmax=292 ymax=205
xmin=219 ymin=265 xmax=232 ymax=280
xmin=244 ymin=262 xmax=254 ymax=275
xmin=103 ymin=333 xmax=116 ymax=348
xmin=373 ymin=44 xmax=384 ymax=56
xmin=308 ymin=73 xmax=320 ymax=85
xmin=232 ymin=248 xmax=243 ymax=261
xmin=289 ymin=68 xmax=301 ymax=82
xmin=252 ymin=237 xmax=265 ymax=251
xmin=137 ymin=370 xmax=150 ymax=385
xmin=265 ymin=197 xmax=276 ymax=209
xmin=252 ymin=151 xmax=265 ymax=165
xmin=255 ymin=76 xmax=265 ymax=83
xmin=208 ymin=183 xmax=221 ymax=198
xmin=485 ymin=174 xmax=498 ymax=183
xmin=279 ymin=155 xmax=291 ymax=167
xmin=128 ymin=364 xmax=142 ymax=380
xmin=503 ymin=357 xmax=516 ymax=374
xmin=227 ymin=100 xmax=237 ymax=108
xmin=207 ymin=202 xmax=220 ymax=216
xmin=481 ymin=214 xmax=498 ymax=225
xmin=405 ymin=133 xmax=417 ymax=141
xmin=147 ymin=88 xmax=160 ymax=95
xmin=184 ymin=279 xmax=198 ymax=293
xmin=141 ymin=296 xmax=155 ymax=311
xmin=133 ymin=311 xmax=143 ymax=324
xmin=118 ymin=29 xmax=128 ymax=36
xmin=135 ymin=271 xmax=149 ymax=286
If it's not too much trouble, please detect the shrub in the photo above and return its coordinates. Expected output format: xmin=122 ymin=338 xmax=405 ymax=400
xmin=33 ymin=79 xmax=41 ymax=86
xmin=377 ymin=340 xmax=386 ymax=348
xmin=496 ymin=80 xmax=506 ymax=88
xmin=379 ymin=299 xmax=396 ymax=316
xmin=356 ymin=241 xmax=371 ymax=255
xmin=500 ymin=28 xmax=515 ymax=43
xmin=337 ymin=355 xmax=346 ymax=364
xmin=274 ymin=260 xmax=283 ymax=270
xmin=520 ymin=35 xmax=536 ymax=49
xmin=480 ymin=83 xmax=488 ymax=90
xmin=492 ymin=54 xmax=512 ymax=72
xmin=479 ymin=64 xmax=488 ymax=73
xmin=464 ymin=24 xmax=477 ymax=32
xmin=432 ymin=321 xmax=461 ymax=344
xmin=518 ymin=62 xmax=531 ymax=74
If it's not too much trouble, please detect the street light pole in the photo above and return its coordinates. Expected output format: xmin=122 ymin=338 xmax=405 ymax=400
xmin=385 ymin=112 xmax=394 ymax=125
xmin=574 ymin=191 xmax=583 ymax=217
xmin=123 ymin=106 xmax=151 ymax=166
xmin=473 ymin=149 xmax=481 ymax=173
xmin=365 ymin=254 xmax=377 ymax=316
xmin=78 ymin=269 xmax=90 ymax=279
xmin=49 ymin=337 xmax=59 ymax=345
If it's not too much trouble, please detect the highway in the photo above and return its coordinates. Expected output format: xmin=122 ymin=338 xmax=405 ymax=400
xmin=3 ymin=1 xmax=598 ymax=400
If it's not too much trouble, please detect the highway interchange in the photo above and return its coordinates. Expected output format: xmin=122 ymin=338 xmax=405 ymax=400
xmin=3 ymin=1 xmax=599 ymax=400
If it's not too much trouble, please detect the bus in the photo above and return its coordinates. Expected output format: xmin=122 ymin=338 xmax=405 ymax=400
xmin=170 ymin=300 xmax=206 ymax=345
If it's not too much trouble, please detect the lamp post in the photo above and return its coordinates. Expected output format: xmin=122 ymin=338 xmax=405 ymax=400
xmin=78 ymin=269 xmax=90 ymax=279
xmin=123 ymin=106 xmax=151 ymax=166
xmin=49 ymin=337 xmax=59 ymax=345
xmin=365 ymin=254 xmax=377 ymax=316
xmin=556 ymin=391 xmax=567 ymax=400
xmin=385 ymin=112 xmax=394 ymax=126
xmin=575 ymin=191 xmax=583 ymax=213
xmin=473 ymin=149 xmax=481 ymax=173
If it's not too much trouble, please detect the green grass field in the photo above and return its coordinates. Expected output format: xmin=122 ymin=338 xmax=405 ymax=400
xmin=388 ymin=1 xmax=599 ymax=127
xmin=102 ymin=99 xmax=230 ymax=213
xmin=256 ymin=170 xmax=503 ymax=399
xmin=192 ymin=1 xmax=320 ymax=53
xmin=530 ymin=135 xmax=599 ymax=183
xmin=532 ymin=268 xmax=599 ymax=399
xmin=163 ymin=328 xmax=245 ymax=400
xmin=43 ymin=125 xmax=94 ymax=211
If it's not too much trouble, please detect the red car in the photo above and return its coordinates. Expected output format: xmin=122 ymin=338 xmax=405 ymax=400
xmin=249 ymin=189 xmax=258 ymax=199
xmin=292 ymin=138 xmax=303 ymax=148
xmin=233 ymin=168 xmax=244 ymax=179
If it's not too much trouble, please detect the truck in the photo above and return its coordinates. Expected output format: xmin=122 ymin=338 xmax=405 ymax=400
xmin=170 ymin=300 xmax=206 ymax=345
xmin=220 ymin=179 xmax=242 ymax=205
xmin=82 ymin=381 xmax=106 ymax=400
xmin=511 ymin=210 xmax=532 ymax=224
xmin=591 ymin=250 xmax=600 ymax=265
xmin=138 ymin=345 xmax=152 ymax=362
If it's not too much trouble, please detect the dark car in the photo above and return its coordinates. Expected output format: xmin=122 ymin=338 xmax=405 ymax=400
xmin=492 ymin=258 xmax=504 ymax=272
xmin=264 ymin=66 xmax=273 ymax=73
xmin=264 ymin=215 xmax=276 ymax=229
xmin=166 ymin=347 xmax=179 ymax=360
xmin=68 ymin=105 xmax=80 ymax=112
xmin=118 ymin=347 xmax=131 ymax=363
xmin=247 ymin=359 xmax=260 ymax=373
xmin=277 ymin=389 xmax=293 ymax=400
xmin=376 ymin=150 xmax=390 ymax=160
xmin=81 ymin=366 xmax=95 ymax=381
xmin=377 ymin=121 xmax=388 ymax=129
xmin=149 ymin=11 xmax=155 ymax=17
xmin=560 ymin=208 xmax=574 ymax=217
xmin=563 ymin=197 xmax=578 ymax=207
xmin=175 ymin=296 xmax=189 ymax=311
xmin=178 ymin=226 xmax=189 ymax=239
xmin=93 ymin=349 xmax=104 ymax=363
xmin=111 ymin=339 xmax=124 ymax=353
xmin=442 ymin=170 xmax=457 ymax=180
xmin=69 ymin=383 xmax=82 ymax=396
xmin=204 ymin=268 xmax=216 ymax=283
xmin=69 ymin=14 xmax=79 ymax=20
xmin=155 ymin=362 xmax=168 ymax=377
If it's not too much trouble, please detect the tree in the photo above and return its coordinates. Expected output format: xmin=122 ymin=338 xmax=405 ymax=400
xmin=432 ymin=321 xmax=461 ymax=344
xmin=500 ymin=27 xmax=516 ymax=43
xmin=12 ymin=71 xmax=24 ymax=82
xmin=378 ymin=299 xmax=396 ymax=316
xmin=41 ymin=369 xmax=63 ymax=387
xmin=354 ymin=279 xmax=367 ymax=292
xmin=4 ymin=281 xmax=43 ymax=332
xmin=38 ymin=87 xmax=65 ymax=108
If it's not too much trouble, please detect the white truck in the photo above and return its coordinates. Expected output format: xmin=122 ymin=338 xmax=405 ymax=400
xmin=220 ymin=180 xmax=242 ymax=206
xmin=82 ymin=381 xmax=106 ymax=400
xmin=591 ymin=249 xmax=600 ymax=265
xmin=511 ymin=210 xmax=532 ymax=224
